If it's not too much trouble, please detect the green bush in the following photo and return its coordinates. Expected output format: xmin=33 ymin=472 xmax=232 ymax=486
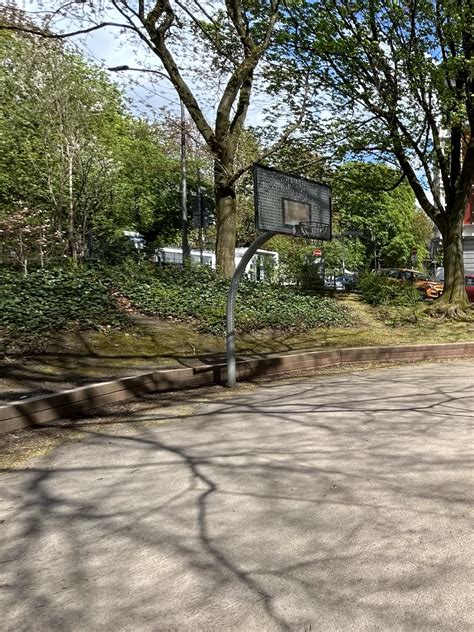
xmin=0 ymin=267 xmax=124 ymax=332
xmin=107 ymin=262 xmax=354 ymax=335
xmin=359 ymin=272 xmax=420 ymax=306
xmin=1 ymin=262 xmax=354 ymax=336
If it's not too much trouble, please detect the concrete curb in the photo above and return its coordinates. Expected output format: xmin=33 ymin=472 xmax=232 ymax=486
xmin=1 ymin=342 xmax=473 ymax=435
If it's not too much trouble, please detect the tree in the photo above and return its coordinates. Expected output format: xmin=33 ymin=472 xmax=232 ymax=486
xmin=1 ymin=30 xmax=125 ymax=265
xmin=140 ymin=111 xmax=216 ymax=248
xmin=2 ymin=28 xmax=214 ymax=267
xmin=1 ymin=2 xmax=308 ymax=276
xmin=287 ymin=0 xmax=473 ymax=314
xmin=0 ymin=203 xmax=62 ymax=275
xmin=264 ymin=134 xmax=331 ymax=182
xmin=332 ymin=162 xmax=433 ymax=269
xmin=110 ymin=117 xmax=182 ymax=245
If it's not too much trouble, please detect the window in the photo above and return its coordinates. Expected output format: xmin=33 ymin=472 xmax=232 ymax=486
xmin=165 ymin=251 xmax=182 ymax=264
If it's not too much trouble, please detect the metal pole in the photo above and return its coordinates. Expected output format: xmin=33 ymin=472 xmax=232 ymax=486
xmin=226 ymin=231 xmax=275 ymax=388
xmin=369 ymin=227 xmax=377 ymax=270
xmin=372 ymin=228 xmax=377 ymax=270
xmin=180 ymin=99 xmax=190 ymax=266
xmin=197 ymin=168 xmax=203 ymax=264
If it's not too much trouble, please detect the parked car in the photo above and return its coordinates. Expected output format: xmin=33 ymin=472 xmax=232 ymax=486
xmin=436 ymin=268 xmax=474 ymax=303
xmin=466 ymin=274 xmax=474 ymax=302
xmin=379 ymin=268 xmax=444 ymax=300
xmin=325 ymin=273 xmax=358 ymax=291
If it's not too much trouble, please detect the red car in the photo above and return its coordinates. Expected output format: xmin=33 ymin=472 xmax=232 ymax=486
xmin=465 ymin=274 xmax=474 ymax=302
xmin=436 ymin=269 xmax=474 ymax=302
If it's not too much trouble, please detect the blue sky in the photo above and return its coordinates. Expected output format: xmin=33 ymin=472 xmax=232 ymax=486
xmin=81 ymin=30 xmax=274 ymax=128
xmin=73 ymin=23 xmax=185 ymax=119
xmin=17 ymin=0 xmax=277 ymax=127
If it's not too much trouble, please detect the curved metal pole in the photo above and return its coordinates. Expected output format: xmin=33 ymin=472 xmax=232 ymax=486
xmin=226 ymin=231 xmax=275 ymax=387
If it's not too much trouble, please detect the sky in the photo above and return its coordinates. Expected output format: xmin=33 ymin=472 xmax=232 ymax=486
xmin=23 ymin=2 xmax=275 ymax=128
xmin=68 ymin=19 xmax=189 ymax=120
xmin=80 ymin=31 xmax=274 ymax=128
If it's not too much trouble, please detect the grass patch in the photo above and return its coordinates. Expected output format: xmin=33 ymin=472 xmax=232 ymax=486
xmin=0 ymin=294 xmax=472 ymax=406
xmin=1 ymin=264 xmax=472 ymax=406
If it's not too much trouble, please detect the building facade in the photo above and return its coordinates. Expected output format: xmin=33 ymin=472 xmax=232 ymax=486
xmin=463 ymin=189 xmax=474 ymax=271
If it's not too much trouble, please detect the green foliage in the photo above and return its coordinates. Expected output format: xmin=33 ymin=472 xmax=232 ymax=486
xmin=278 ymin=1 xmax=472 ymax=306
xmin=311 ymin=237 xmax=366 ymax=275
xmin=109 ymin=117 xmax=182 ymax=245
xmin=268 ymin=235 xmax=314 ymax=286
xmin=332 ymin=163 xmax=431 ymax=269
xmin=1 ymin=261 xmax=353 ymax=337
xmin=107 ymin=261 xmax=353 ymax=335
xmin=359 ymin=273 xmax=420 ymax=307
xmin=267 ymin=234 xmax=364 ymax=288
xmin=0 ymin=267 xmax=123 ymax=332
xmin=0 ymin=30 xmax=126 ymax=264
xmin=0 ymin=31 xmax=193 ymax=268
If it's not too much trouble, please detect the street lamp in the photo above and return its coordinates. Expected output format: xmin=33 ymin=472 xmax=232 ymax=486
xmin=108 ymin=65 xmax=190 ymax=266
xmin=369 ymin=227 xmax=378 ymax=270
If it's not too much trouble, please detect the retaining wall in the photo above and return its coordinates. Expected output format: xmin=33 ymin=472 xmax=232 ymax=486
xmin=1 ymin=342 xmax=473 ymax=435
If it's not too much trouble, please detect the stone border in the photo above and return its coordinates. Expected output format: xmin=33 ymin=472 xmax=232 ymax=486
xmin=1 ymin=342 xmax=473 ymax=435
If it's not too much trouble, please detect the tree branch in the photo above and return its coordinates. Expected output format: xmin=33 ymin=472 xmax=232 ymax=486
xmin=111 ymin=0 xmax=155 ymax=50
xmin=391 ymin=129 xmax=439 ymax=223
xmin=259 ymin=0 xmax=281 ymax=50
xmin=229 ymin=70 xmax=253 ymax=144
xmin=394 ymin=115 xmax=442 ymax=210
xmin=227 ymin=78 xmax=309 ymax=186
xmin=143 ymin=1 xmax=217 ymax=150
xmin=174 ymin=0 xmax=238 ymax=65
xmin=0 ymin=22 xmax=135 ymax=38
xmin=225 ymin=0 xmax=251 ymax=51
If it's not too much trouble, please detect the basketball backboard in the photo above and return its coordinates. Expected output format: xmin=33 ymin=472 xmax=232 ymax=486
xmin=253 ymin=164 xmax=332 ymax=240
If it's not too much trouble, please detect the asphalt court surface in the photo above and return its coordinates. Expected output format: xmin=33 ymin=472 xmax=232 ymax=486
xmin=1 ymin=361 xmax=473 ymax=631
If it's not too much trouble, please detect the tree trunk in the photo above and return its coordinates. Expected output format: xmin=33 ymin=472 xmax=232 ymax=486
xmin=432 ymin=211 xmax=470 ymax=315
xmin=66 ymin=142 xmax=77 ymax=265
xmin=214 ymin=162 xmax=237 ymax=277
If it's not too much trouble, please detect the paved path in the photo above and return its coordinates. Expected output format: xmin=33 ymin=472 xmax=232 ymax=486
xmin=1 ymin=361 xmax=473 ymax=631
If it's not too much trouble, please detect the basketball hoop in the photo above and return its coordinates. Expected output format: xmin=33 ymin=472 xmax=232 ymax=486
xmin=254 ymin=164 xmax=332 ymax=240
xmin=227 ymin=164 xmax=333 ymax=388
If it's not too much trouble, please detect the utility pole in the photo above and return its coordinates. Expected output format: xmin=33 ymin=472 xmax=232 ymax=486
xmin=180 ymin=99 xmax=190 ymax=266
xmin=370 ymin=227 xmax=378 ymax=270
xmin=197 ymin=168 xmax=204 ymax=264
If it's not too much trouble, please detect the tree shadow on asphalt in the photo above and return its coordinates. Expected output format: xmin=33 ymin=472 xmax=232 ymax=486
xmin=1 ymin=365 xmax=473 ymax=630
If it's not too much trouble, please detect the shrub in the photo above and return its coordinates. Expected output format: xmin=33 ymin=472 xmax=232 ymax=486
xmin=0 ymin=267 xmax=124 ymax=333
xmin=108 ymin=262 xmax=354 ymax=335
xmin=0 ymin=262 xmax=354 ymax=336
xmin=359 ymin=272 xmax=420 ymax=306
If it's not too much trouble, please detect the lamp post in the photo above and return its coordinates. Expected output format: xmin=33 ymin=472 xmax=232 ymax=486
xmin=179 ymin=98 xmax=189 ymax=265
xmin=108 ymin=65 xmax=190 ymax=266
xmin=369 ymin=227 xmax=378 ymax=270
